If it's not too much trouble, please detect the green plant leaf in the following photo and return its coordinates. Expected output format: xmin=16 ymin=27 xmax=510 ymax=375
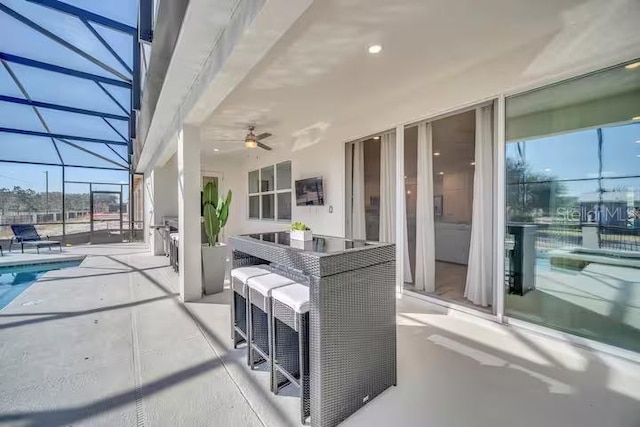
xmin=220 ymin=190 xmax=232 ymax=228
xmin=202 ymin=181 xmax=218 ymax=206
xmin=203 ymin=204 xmax=220 ymax=246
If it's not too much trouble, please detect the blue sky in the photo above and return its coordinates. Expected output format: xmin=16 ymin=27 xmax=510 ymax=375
xmin=0 ymin=0 xmax=137 ymax=193
xmin=507 ymin=121 xmax=640 ymax=199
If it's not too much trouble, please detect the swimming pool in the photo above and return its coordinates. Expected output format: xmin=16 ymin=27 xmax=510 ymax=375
xmin=0 ymin=260 xmax=82 ymax=310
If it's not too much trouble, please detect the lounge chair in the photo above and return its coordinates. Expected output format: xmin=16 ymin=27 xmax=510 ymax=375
xmin=9 ymin=224 xmax=62 ymax=254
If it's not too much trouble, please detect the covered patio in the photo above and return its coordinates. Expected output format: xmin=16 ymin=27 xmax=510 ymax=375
xmin=0 ymin=243 xmax=638 ymax=426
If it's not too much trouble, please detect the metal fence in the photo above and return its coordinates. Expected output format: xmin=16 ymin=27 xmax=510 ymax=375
xmin=600 ymin=226 xmax=640 ymax=252
xmin=534 ymin=224 xmax=582 ymax=251
xmin=533 ymin=223 xmax=640 ymax=252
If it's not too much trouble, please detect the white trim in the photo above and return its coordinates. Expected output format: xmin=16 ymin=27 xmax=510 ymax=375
xmin=344 ymin=141 xmax=353 ymax=239
xmin=505 ymin=316 xmax=640 ymax=364
xmin=395 ymin=125 xmax=405 ymax=294
xmin=494 ymin=95 xmax=506 ymax=321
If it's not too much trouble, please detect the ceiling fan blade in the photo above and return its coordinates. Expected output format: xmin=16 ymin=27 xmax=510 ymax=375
xmin=257 ymin=141 xmax=272 ymax=151
xmin=255 ymin=132 xmax=272 ymax=141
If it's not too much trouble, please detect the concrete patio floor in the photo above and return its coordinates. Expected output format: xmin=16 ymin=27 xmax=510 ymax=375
xmin=0 ymin=243 xmax=638 ymax=427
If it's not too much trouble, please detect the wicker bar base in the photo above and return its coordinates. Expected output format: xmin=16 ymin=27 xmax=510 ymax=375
xmin=230 ymin=234 xmax=396 ymax=427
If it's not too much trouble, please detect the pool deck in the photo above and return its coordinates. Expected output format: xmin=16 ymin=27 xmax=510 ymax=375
xmin=0 ymin=250 xmax=85 ymax=268
xmin=0 ymin=243 xmax=639 ymax=426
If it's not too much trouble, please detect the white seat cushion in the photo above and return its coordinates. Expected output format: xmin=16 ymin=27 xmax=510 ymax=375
xmin=231 ymin=266 xmax=270 ymax=284
xmin=271 ymin=283 xmax=310 ymax=314
xmin=247 ymin=273 xmax=295 ymax=297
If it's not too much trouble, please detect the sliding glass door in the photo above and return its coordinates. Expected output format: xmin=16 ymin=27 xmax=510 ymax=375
xmin=504 ymin=61 xmax=640 ymax=352
xmin=404 ymin=106 xmax=495 ymax=310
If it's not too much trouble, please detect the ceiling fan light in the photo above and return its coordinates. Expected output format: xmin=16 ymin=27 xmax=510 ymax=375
xmin=245 ymin=133 xmax=257 ymax=148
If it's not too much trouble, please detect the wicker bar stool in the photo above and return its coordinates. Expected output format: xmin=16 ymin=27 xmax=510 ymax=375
xmin=169 ymin=233 xmax=179 ymax=272
xmin=246 ymin=273 xmax=294 ymax=373
xmin=270 ymin=283 xmax=310 ymax=424
xmin=230 ymin=266 xmax=271 ymax=349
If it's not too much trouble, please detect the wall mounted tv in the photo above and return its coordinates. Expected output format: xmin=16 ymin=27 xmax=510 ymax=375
xmin=295 ymin=177 xmax=324 ymax=206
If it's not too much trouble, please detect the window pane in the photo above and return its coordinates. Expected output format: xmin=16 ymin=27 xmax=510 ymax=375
xmin=504 ymin=62 xmax=640 ymax=353
xmin=261 ymin=194 xmax=274 ymax=219
xmin=601 ymin=123 xmax=640 ymax=178
xmin=276 ymin=161 xmax=292 ymax=190
xmin=277 ymin=192 xmax=292 ymax=220
xmin=506 ymin=129 xmax=599 ymax=182
xmin=249 ymin=195 xmax=259 ymax=219
xmin=261 ymin=166 xmax=274 ymax=192
xmin=248 ymin=170 xmax=259 ymax=194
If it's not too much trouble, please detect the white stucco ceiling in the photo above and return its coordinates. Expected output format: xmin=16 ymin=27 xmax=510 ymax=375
xmin=197 ymin=0 xmax=640 ymax=159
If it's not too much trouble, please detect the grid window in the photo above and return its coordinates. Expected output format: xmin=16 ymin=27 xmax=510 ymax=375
xmin=248 ymin=161 xmax=292 ymax=221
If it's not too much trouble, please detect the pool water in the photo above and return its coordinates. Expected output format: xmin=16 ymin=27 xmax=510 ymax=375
xmin=0 ymin=260 xmax=82 ymax=310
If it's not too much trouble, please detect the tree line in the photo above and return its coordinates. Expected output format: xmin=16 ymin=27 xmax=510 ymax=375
xmin=0 ymin=186 xmax=118 ymax=214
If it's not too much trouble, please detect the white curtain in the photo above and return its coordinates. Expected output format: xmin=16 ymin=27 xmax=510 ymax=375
xmin=379 ymin=132 xmax=395 ymax=243
xmin=465 ymin=106 xmax=494 ymax=306
xmin=414 ymin=122 xmax=435 ymax=292
xmin=379 ymin=132 xmax=413 ymax=283
xmin=351 ymin=141 xmax=367 ymax=240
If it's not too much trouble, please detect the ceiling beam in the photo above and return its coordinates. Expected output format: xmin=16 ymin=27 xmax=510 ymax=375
xmin=0 ymin=3 xmax=130 ymax=82
xmin=24 ymin=0 xmax=136 ymax=35
xmin=0 ymin=95 xmax=129 ymax=121
xmin=0 ymin=53 xmax=131 ymax=88
xmin=0 ymin=158 xmax=127 ymax=171
xmin=0 ymin=127 xmax=128 ymax=146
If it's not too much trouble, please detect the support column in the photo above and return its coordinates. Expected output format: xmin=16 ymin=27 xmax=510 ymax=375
xmin=144 ymin=171 xmax=155 ymax=252
xmin=178 ymin=125 xmax=202 ymax=302
xmin=395 ymin=125 xmax=405 ymax=295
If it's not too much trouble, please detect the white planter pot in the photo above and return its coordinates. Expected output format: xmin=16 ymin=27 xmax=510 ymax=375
xmin=290 ymin=230 xmax=312 ymax=241
xmin=201 ymin=243 xmax=227 ymax=295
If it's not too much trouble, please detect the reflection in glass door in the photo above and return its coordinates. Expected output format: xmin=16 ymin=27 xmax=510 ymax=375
xmin=504 ymin=61 xmax=640 ymax=353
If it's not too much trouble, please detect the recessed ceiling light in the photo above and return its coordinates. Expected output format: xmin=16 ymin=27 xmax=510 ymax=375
xmin=433 ymin=152 xmax=440 ymax=156
xmin=368 ymin=44 xmax=382 ymax=54
xmin=373 ymin=136 xmax=380 ymax=140
xmin=544 ymin=168 xmax=552 ymax=172
xmin=213 ymin=148 xmax=220 ymax=152
xmin=470 ymin=162 xmax=476 ymax=166
xmin=633 ymin=116 xmax=640 ymax=121
xmin=625 ymin=62 xmax=640 ymax=70
xmin=438 ymin=171 xmax=444 ymax=175
xmin=407 ymin=190 xmax=411 ymax=195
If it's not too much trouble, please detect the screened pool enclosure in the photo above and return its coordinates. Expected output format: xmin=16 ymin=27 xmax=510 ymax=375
xmin=0 ymin=0 xmax=151 ymax=244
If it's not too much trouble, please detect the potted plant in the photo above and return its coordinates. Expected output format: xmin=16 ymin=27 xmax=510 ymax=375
xmin=201 ymin=181 xmax=232 ymax=295
xmin=290 ymin=221 xmax=312 ymax=241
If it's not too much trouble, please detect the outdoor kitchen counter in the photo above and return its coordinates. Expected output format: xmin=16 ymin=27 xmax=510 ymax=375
xmin=228 ymin=232 xmax=397 ymax=427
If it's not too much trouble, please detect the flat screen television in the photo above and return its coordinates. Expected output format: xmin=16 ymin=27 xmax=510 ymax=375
xmin=295 ymin=177 xmax=324 ymax=206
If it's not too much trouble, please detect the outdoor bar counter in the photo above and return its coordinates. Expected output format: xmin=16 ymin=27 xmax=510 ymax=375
xmin=228 ymin=232 xmax=396 ymax=427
